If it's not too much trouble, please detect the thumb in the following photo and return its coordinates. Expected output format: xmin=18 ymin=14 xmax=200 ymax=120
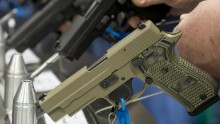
xmin=131 ymin=0 xmax=168 ymax=7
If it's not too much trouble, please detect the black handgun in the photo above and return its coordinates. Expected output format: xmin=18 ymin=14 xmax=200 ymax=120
xmin=6 ymin=0 xmax=86 ymax=51
xmin=55 ymin=0 xmax=170 ymax=60
xmin=7 ymin=0 xmax=170 ymax=56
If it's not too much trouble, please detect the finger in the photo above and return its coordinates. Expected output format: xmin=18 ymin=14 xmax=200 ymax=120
xmin=128 ymin=16 xmax=141 ymax=28
xmin=59 ymin=21 xmax=72 ymax=32
xmin=131 ymin=0 xmax=168 ymax=7
xmin=180 ymin=14 xmax=188 ymax=21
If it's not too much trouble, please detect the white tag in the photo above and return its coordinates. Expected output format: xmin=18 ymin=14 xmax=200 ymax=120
xmin=33 ymin=70 xmax=60 ymax=92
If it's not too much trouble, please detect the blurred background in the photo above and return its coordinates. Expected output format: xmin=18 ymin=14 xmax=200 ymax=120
xmin=0 ymin=0 xmax=219 ymax=124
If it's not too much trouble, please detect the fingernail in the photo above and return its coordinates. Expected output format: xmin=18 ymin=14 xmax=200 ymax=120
xmin=140 ymin=0 xmax=145 ymax=3
xmin=140 ymin=0 xmax=147 ymax=4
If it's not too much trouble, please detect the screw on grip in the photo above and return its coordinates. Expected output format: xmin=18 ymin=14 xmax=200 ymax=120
xmin=138 ymin=31 xmax=219 ymax=116
xmin=189 ymin=94 xmax=219 ymax=116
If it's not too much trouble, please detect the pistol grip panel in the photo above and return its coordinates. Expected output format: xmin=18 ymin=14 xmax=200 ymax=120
xmin=174 ymin=58 xmax=219 ymax=115
xmin=141 ymin=41 xmax=219 ymax=115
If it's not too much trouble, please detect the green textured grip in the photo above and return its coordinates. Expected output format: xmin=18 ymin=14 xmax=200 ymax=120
xmin=139 ymin=32 xmax=219 ymax=115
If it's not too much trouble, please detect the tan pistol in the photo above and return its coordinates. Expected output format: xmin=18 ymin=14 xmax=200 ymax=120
xmin=38 ymin=21 xmax=219 ymax=122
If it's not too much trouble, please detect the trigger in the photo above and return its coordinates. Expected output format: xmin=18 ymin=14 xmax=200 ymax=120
xmin=108 ymin=79 xmax=133 ymax=103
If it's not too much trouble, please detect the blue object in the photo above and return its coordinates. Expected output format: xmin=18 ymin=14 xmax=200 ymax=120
xmin=14 ymin=6 xmax=23 ymax=16
xmin=116 ymin=98 xmax=132 ymax=124
xmin=9 ymin=1 xmax=23 ymax=16
xmin=105 ymin=27 xmax=129 ymax=41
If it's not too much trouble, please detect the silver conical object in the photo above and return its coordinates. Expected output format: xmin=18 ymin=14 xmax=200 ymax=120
xmin=4 ymin=53 xmax=28 ymax=118
xmin=0 ymin=25 xmax=5 ymax=80
xmin=12 ymin=80 xmax=37 ymax=124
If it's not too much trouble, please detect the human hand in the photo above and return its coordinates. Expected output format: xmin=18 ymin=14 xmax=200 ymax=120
xmin=175 ymin=0 xmax=220 ymax=79
xmin=128 ymin=0 xmax=203 ymax=28
xmin=131 ymin=0 xmax=203 ymax=15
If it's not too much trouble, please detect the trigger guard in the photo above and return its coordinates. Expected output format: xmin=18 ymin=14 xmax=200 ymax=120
xmin=126 ymin=81 xmax=148 ymax=104
xmin=105 ymin=80 xmax=148 ymax=106
xmin=108 ymin=79 xmax=133 ymax=103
